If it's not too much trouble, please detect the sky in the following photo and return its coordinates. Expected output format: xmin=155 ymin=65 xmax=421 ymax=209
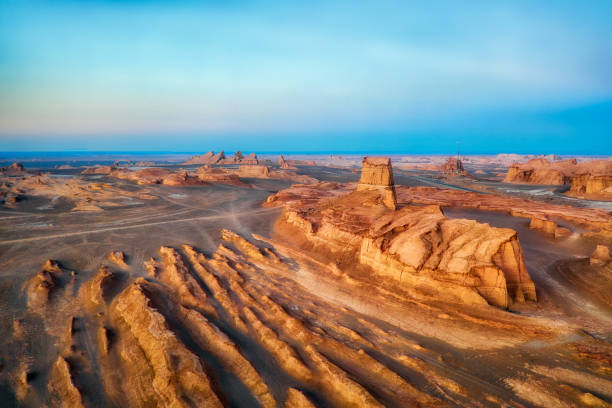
xmin=0 ymin=0 xmax=611 ymax=154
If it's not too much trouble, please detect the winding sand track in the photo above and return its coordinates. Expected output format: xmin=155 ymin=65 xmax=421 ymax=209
xmin=0 ymin=207 xmax=278 ymax=245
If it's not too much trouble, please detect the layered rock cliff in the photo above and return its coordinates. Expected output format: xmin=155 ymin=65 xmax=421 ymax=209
xmin=504 ymin=158 xmax=576 ymax=185
xmin=569 ymin=174 xmax=612 ymax=200
xmin=505 ymin=158 xmax=612 ymax=200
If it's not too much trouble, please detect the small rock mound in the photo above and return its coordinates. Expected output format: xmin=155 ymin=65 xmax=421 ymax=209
xmin=590 ymin=245 xmax=611 ymax=266
xmin=24 ymin=260 xmax=63 ymax=310
xmin=108 ymin=251 xmax=128 ymax=267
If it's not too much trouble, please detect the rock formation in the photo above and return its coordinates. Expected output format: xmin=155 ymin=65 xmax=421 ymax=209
xmin=505 ymin=158 xmax=612 ymax=199
xmin=196 ymin=166 xmax=246 ymax=186
xmin=504 ymin=158 xmax=576 ymax=185
xmin=529 ymin=217 xmax=571 ymax=239
xmin=234 ymin=165 xmax=316 ymax=183
xmin=183 ymin=150 xmax=263 ymax=166
xmin=238 ymin=164 xmax=271 ymax=178
xmin=267 ymin=179 xmax=537 ymax=308
xmin=241 ymin=152 xmax=259 ymax=165
xmin=9 ymin=222 xmax=610 ymax=407
xmin=590 ymin=245 xmax=611 ymax=266
xmin=441 ymin=157 xmax=467 ymax=176
xmin=278 ymin=155 xmax=297 ymax=169
xmin=108 ymin=251 xmax=128 ymax=268
xmin=232 ymin=150 xmax=244 ymax=163
xmin=0 ymin=172 xmax=158 ymax=211
xmin=394 ymin=186 xmax=612 ymax=233
xmin=0 ymin=162 xmax=26 ymax=175
xmin=356 ymin=157 xmax=397 ymax=210
xmin=24 ymin=260 xmax=64 ymax=311
xmin=569 ymin=174 xmax=612 ymax=200
xmin=184 ymin=150 xmax=226 ymax=165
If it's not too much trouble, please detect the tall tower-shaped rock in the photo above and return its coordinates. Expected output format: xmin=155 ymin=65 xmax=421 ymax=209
xmin=356 ymin=157 xmax=397 ymax=210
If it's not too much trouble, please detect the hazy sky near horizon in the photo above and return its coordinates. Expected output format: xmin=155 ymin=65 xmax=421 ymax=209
xmin=1 ymin=0 xmax=611 ymax=153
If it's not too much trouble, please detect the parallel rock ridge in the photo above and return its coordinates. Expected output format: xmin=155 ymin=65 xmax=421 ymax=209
xmin=13 ymin=228 xmax=607 ymax=407
xmin=17 ymin=232 xmax=463 ymax=407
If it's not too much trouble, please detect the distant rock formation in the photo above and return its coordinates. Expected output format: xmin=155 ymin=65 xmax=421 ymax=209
xmin=505 ymin=158 xmax=612 ymax=199
xmin=184 ymin=151 xmax=261 ymax=165
xmin=184 ymin=151 xmax=225 ymax=165
xmin=568 ymin=174 xmax=612 ymax=200
xmin=238 ymin=165 xmax=271 ymax=178
xmin=233 ymin=150 xmax=244 ymax=162
xmin=0 ymin=162 xmax=26 ymax=175
xmin=241 ymin=152 xmax=258 ymax=165
xmin=441 ymin=157 xmax=467 ymax=176
xmin=504 ymin=158 xmax=577 ymax=185
xmin=81 ymin=164 xmax=117 ymax=175
xmin=196 ymin=166 xmax=246 ymax=186
xmin=278 ymin=155 xmax=297 ymax=170
xmin=356 ymin=157 xmax=397 ymax=210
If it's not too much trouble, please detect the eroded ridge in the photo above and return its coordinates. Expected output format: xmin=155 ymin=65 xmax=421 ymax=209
xmin=6 ymin=227 xmax=611 ymax=407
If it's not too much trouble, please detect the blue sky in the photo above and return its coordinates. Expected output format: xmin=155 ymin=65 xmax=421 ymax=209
xmin=0 ymin=0 xmax=611 ymax=153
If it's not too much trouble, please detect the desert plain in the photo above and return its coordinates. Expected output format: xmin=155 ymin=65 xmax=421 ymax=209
xmin=0 ymin=152 xmax=611 ymax=407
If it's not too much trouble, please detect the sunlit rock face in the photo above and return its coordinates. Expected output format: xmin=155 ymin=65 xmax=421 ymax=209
xmin=569 ymin=174 xmax=612 ymax=200
xmin=504 ymin=158 xmax=612 ymax=200
xmin=267 ymin=176 xmax=537 ymax=309
xmin=356 ymin=157 xmax=397 ymax=210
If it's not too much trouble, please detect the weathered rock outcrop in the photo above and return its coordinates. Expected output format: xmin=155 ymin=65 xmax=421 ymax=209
xmin=356 ymin=157 xmax=397 ymax=210
xmin=441 ymin=157 xmax=467 ymax=176
xmin=184 ymin=150 xmax=262 ymax=165
xmin=0 ymin=162 xmax=26 ymax=175
xmin=109 ymin=278 xmax=224 ymax=407
xmin=24 ymin=260 xmax=63 ymax=311
xmin=504 ymin=158 xmax=575 ymax=185
xmin=184 ymin=150 xmax=226 ymax=165
xmin=569 ymin=174 xmax=612 ymax=200
xmin=529 ymin=217 xmax=571 ymax=239
xmin=81 ymin=165 xmax=117 ymax=175
xmin=241 ymin=152 xmax=258 ymax=165
xmin=394 ymin=186 xmax=612 ymax=232
xmin=590 ymin=245 xmax=611 ymax=266
xmin=505 ymin=158 xmax=612 ymax=199
xmin=47 ymin=356 xmax=84 ymax=408
xmin=108 ymin=251 xmax=127 ymax=268
xmin=278 ymin=155 xmax=297 ymax=169
xmin=267 ymin=180 xmax=536 ymax=308
xmin=235 ymin=165 xmax=316 ymax=183
xmin=196 ymin=166 xmax=246 ymax=186
xmin=238 ymin=164 xmax=271 ymax=178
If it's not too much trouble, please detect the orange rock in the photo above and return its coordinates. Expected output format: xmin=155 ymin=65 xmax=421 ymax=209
xmin=569 ymin=174 xmax=612 ymax=200
xmin=505 ymin=158 xmax=612 ymax=199
xmin=590 ymin=245 xmax=611 ymax=265
xmin=356 ymin=157 xmax=397 ymax=210
xmin=270 ymin=181 xmax=536 ymax=308
xmin=238 ymin=164 xmax=271 ymax=178
xmin=24 ymin=260 xmax=63 ymax=311
xmin=184 ymin=150 xmax=226 ymax=165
